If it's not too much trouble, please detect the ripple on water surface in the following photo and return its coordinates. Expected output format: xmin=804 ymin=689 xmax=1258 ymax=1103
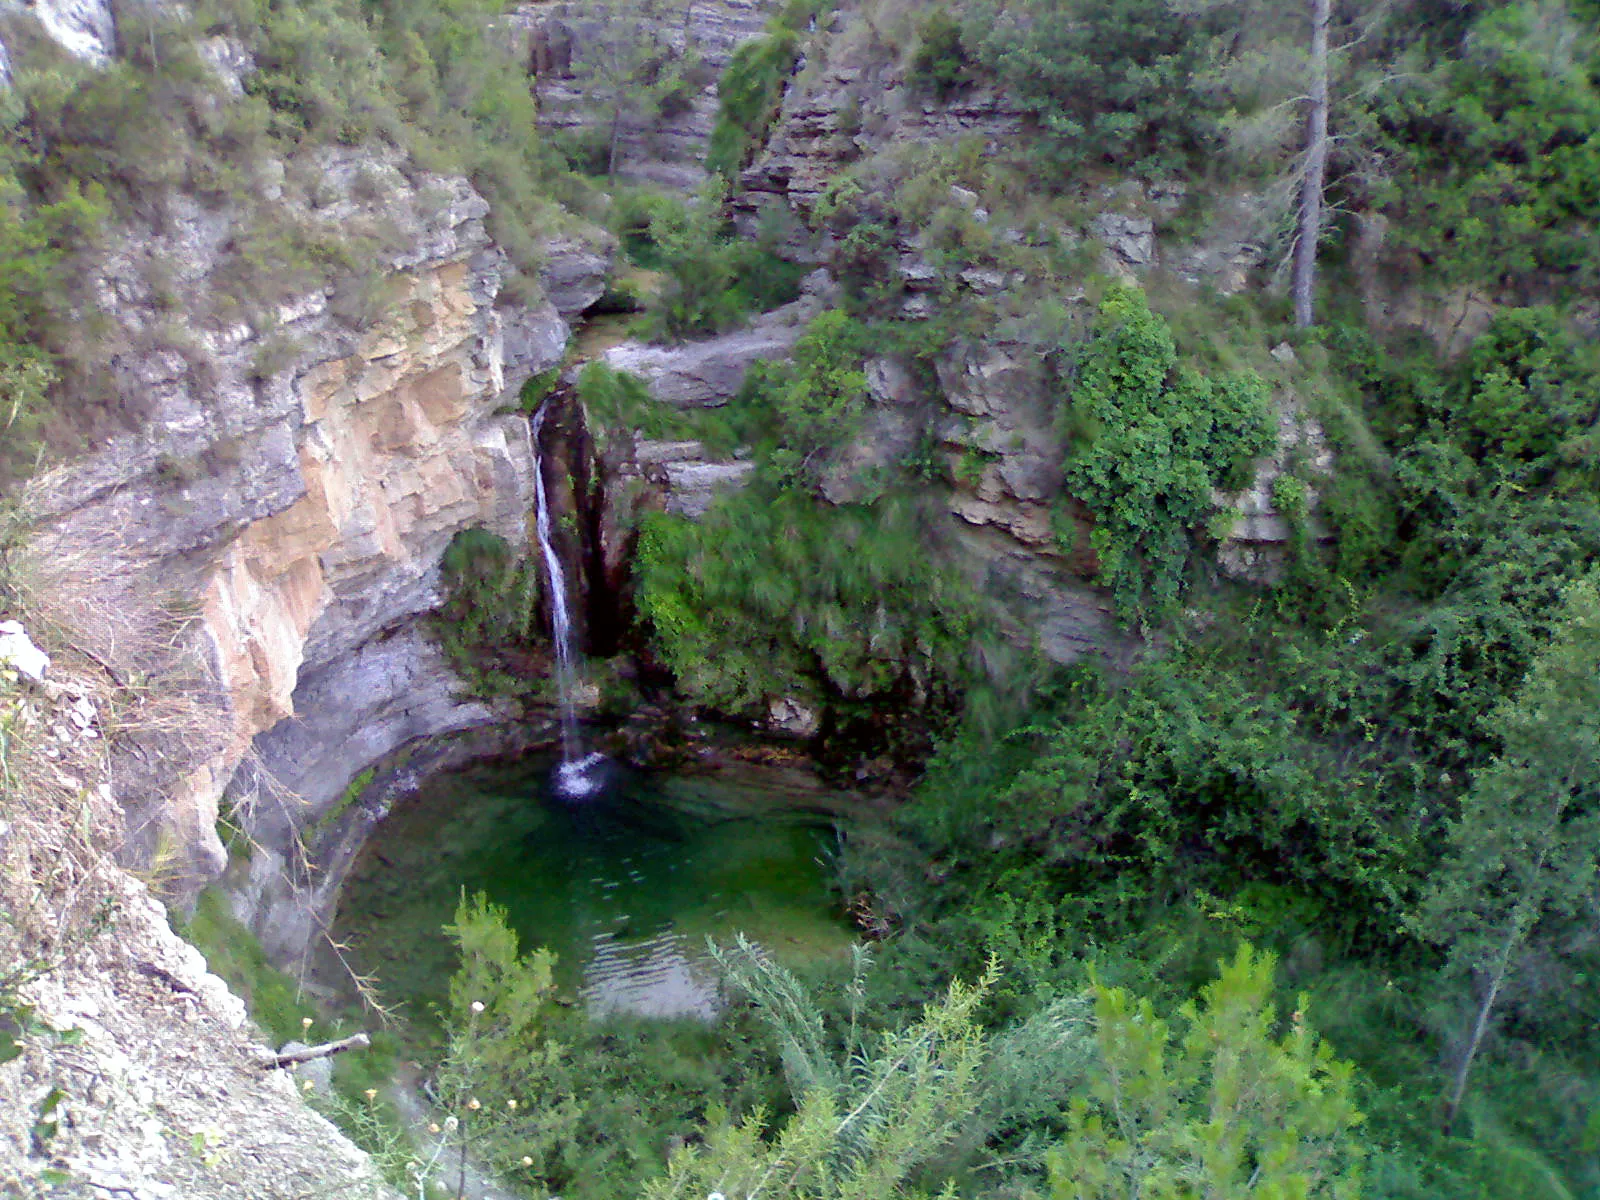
xmin=333 ymin=755 xmax=854 ymax=1029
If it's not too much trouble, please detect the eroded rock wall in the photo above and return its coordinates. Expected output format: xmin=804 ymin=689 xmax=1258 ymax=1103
xmin=24 ymin=150 xmax=585 ymax=918
xmin=518 ymin=0 xmax=777 ymax=191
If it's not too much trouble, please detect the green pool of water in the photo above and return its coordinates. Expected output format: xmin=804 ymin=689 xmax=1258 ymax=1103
xmin=333 ymin=755 xmax=855 ymax=1028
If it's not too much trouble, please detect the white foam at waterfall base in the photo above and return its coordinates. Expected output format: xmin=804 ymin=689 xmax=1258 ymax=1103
xmin=553 ymin=751 xmax=607 ymax=800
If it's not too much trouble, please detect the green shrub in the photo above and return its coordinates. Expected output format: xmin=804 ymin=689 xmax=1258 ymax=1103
xmin=706 ymin=30 xmax=800 ymax=180
xmin=432 ymin=528 xmax=548 ymax=701
xmin=1377 ymin=1 xmax=1600 ymax=296
xmin=1059 ymin=285 xmax=1275 ymax=622
xmin=631 ymin=182 xmax=806 ymax=338
xmin=975 ymin=0 xmax=1223 ymax=179
xmin=908 ymin=9 xmax=970 ymax=100
xmin=635 ymin=489 xmax=974 ymax=715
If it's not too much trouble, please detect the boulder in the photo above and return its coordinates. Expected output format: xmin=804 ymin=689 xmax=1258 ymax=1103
xmin=538 ymin=236 xmax=614 ymax=317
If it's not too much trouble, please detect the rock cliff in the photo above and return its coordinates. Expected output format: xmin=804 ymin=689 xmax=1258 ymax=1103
xmin=519 ymin=0 xmax=777 ymax=190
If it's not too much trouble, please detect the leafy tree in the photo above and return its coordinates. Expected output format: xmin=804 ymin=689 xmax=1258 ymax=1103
xmin=1059 ymin=286 xmax=1274 ymax=622
xmin=1376 ymin=0 xmax=1600 ymax=296
xmin=1176 ymin=0 xmax=1399 ymax=326
xmin=909 ymin=9 xmax=972 ymax=100
xmin=764 ymin=309 xmax=871 ymax=483
xmin=432 ymin=892 xmax=581 ymax=1198
xmin=1049 ymin=944 xmax=1366 ymax=1199
xmin=974 ymin=0 xmax=1224 ymax=178
xmin=707 ymin=27 xmax=801 ymax=179
xmin=1415 ymin=570 xmax=1600 ymax=1129
xmin=629 ymin=181 xmax=807 ymax=337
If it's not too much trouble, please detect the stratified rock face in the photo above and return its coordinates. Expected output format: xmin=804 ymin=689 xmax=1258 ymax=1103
xmin=742 ymin=79 xmax=1029 ymax=221
xmin=517 ymin=0 xmax=778 ymax=191
xmin=26 ymin=149 xmax=563 ymax=899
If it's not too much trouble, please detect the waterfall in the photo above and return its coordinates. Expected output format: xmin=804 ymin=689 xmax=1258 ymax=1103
xmin=531 ymin=402 xmax=603 ymax=798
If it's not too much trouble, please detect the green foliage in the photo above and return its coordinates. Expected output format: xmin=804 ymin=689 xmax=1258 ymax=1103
xmin=908 ymin=9 xmax=971 ymax=100
xmin=1049 ymin=945 xmax=1365 ymax=1200
xmin=431 ymin=894 xmax=790 ymax=1200
xmin=577 ymin=361 xmax=743 ymax=456
xmin=1378 ymin=1 xmax=1600 ymax=295
xmin=433 ymin=527 xmax=548 ymax=702
xmin=631 ymin=181 xmax=806 ymax=339
xmin=1415 ymin=569 xmax=1600 ymax=1122
xmin=707 ymin=28 xmax=801 ymax=179
xmin=634 ymin=489 xmax=973 ymax=715
xmin=1060 ymin=286 xmax=1275 ymax=622
xmin=0 ymin=170 xmax=105 ymax=485
xmin=429 ymin=892 xmax=582 ymax=1195
xmin=313 ymin=767 xmax=376 ymax=835
xmin=178 ymin=890 xmax=313 ymax=1047
xmin=645 ymin=940 xmax=996 ymax=1200
xmin=975 ymin=0 xmax=1222 ymax=178
xmin=762 ymin=309 xmax=870 ymax=481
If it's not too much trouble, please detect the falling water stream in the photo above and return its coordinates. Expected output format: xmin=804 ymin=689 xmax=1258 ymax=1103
xmin=530 ymin=402 xmax=603 ymax=797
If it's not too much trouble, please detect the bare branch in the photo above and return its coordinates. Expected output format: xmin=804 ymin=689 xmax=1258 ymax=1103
xmin=260 ymin=1032 xmax=371 ymax=1070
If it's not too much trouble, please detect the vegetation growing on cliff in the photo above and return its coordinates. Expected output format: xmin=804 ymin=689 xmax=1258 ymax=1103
xmin=1059 ymin=286 xmax=1274 ymax=622
xmin=7 ymin=0 xmax=1600 ymax=1194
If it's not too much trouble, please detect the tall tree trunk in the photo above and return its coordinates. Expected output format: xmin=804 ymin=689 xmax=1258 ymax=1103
xmin=607 ymin=102 xmax=624 ymax=180
xmin=1443 ymin=843 xmax=1548 ymax=1131
xmin=1292 ymin=0 xmax=1331 ymax=328
xmin=1442 ymin=923 xmax=1516 ymax=1132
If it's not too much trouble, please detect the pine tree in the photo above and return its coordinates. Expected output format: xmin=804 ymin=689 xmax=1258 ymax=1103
xmin=1048 ymin=944 xmax=1366 ymax=1199
xmin=643 ymin=936 xmax=996 ymax=1200
xmin=1416 ymin=570 xmax=1600 ymax=1130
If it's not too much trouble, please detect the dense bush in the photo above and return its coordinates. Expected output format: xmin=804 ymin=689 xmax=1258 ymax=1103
xmin=706 ymin=29 xmax=800 ymax=180
xmin=1377 ymin=0 xmax=1600 ymax=297
xmin=907 ymin=9 xmax=971 ymax=100
xmin=1058 ymin=286 xmax=1274 ymax=622
xmin=629 ymin=183 xmax=806 ymax=339
xmin=974 ymin=0 xmax=1223 ymax=178
xmin=635 ymin=488 xmax=973 ymax=715
xmin=432 ymin=527 xmax=548 ymax=701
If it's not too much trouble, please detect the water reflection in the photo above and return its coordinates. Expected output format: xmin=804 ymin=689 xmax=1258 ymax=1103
xmin=335 ymin=754 xmax=851 ymax=1028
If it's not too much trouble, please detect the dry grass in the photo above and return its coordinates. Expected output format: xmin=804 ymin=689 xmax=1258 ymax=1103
xmin=0 ymin=503 xmax=233 ymax=990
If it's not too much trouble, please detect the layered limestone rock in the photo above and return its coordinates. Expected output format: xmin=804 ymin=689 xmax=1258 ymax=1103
xmin=516 ymin=0 xmax=777 ymax=191
xmin=25 ymin=151 xmax=567 ymax=915
xmin=1 ymin=0 xmax=117 ymax=66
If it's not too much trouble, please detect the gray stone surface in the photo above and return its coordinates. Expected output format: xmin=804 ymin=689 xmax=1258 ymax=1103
xmin=602 ymin=301 xmax=811 ymax=406
xmin=519 ymin=0 xmax=777 ymax=190
xmin=22 ymin=0 xmax=117 ymax=63
xmin=538 ymin=234 xmax=615 ymax=317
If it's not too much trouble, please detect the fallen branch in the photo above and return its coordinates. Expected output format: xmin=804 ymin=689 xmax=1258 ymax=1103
xmin=260 ymin=1032 xmax=371 ymax=1070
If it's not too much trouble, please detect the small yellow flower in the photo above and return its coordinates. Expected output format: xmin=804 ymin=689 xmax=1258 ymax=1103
xmin=506 ymin=1098 xmax=518 ymax=1110
xmin=467 ymin=1097 xmax=481 ymax=1111
xmin=302 ymin=1079 xmax=314 ymax=1091
xmin=364 ymin=1089 xmax=378 ymax=1102
xmin=428 ymin=1122 xmax=441 ymax=1134
xmin=521 ymin=1156 xmax=534 ymax=1167
xmin=469 ymin=1000 xmax=485 ymax=1014
xmin=301 ymin=1016 xmax=313 ymax=1030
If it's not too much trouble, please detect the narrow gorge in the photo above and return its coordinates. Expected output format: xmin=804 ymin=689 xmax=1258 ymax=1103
xmin=3 ymin=0 xmax=1598 ymax=1196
